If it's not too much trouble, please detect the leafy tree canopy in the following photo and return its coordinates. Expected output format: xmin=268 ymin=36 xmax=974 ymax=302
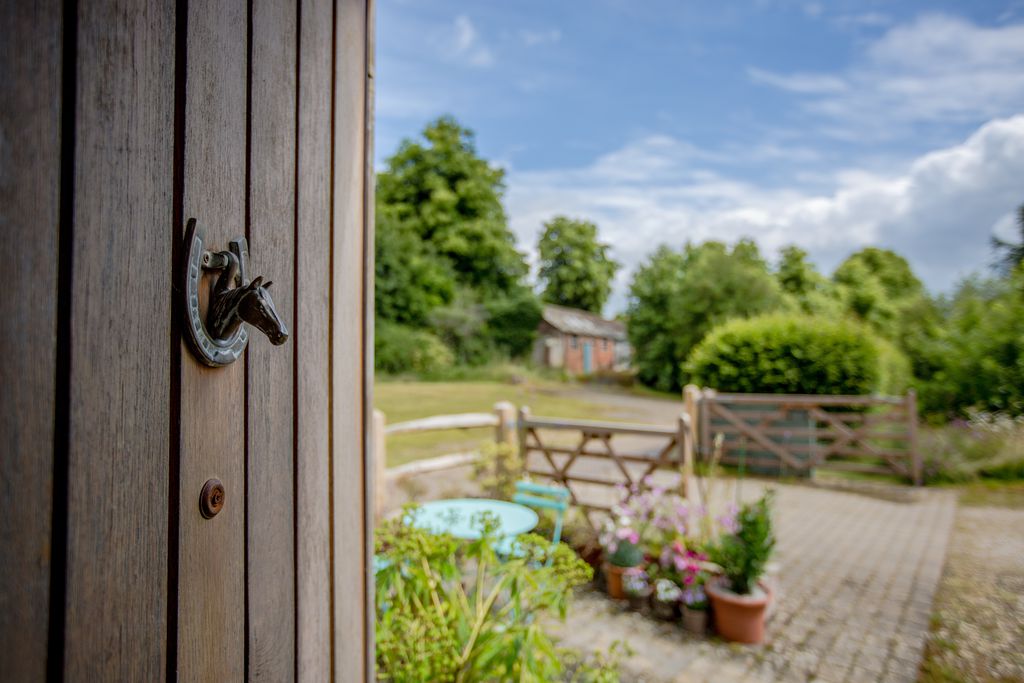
xmin=374 ymin=207 xmax=456 ymax=327
xmin=776 ymin=246 xmax=843 ymax=317
xmin=918 ymin=268 xmax=1024 ymax=416
xmin=376 ymin=116 xmax=527 ymax=295
xmin=992 ymin=204 xmax=1024 ymax=275
xmin=627 ymin=240 xmax=789 ymax=392
xmin=537 ymin=216 xmax=620 ymax=314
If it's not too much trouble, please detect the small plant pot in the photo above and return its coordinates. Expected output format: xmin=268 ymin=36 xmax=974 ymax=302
xmin=626 ymin=590 xmax=651 ymax=612
xmin=576 ymin=544 xmax=603 ymax=571
xmin=706 ymin=578 xmax=773 ymax=644
xmin=682 ymin=606 xmax=708 ymax=635
xmin=651 ymin=599 xmax=679 ymax=621
xmin=602 ymin=563 xmax=637 ymax=600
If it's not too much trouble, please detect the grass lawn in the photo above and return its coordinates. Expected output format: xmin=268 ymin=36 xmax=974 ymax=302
xmin=375 ymin=377 xmax=674 ymax=466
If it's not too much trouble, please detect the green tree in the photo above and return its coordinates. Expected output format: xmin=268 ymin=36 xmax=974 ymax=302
xmin=775 ymin=246 xmax=842 ymax=317
xmin=627 ymin=240 xmax=789 ymax=392
xmin=832 ymin=247 xmax=946 ymax=389
xmin=537 ymin=216 xmax=619 ymax=313
xmin=376 ymin=116 xmax=528 ymax=295
xmin=922 ymin=270 xmax=1024 ymax=416
xmin=374 ymin=208 xmax=456 ymax=327
xmin=992 ymin=203 xmax=1024 ymax=275
xmin=833 ymin=247 xmax=923 ymax=335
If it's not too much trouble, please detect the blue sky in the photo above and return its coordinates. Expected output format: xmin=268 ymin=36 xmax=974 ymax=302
xmin=376 ymin=0 xmax=1024 ymax=312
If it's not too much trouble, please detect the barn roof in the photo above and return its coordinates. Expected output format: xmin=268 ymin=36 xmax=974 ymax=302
xmin=540 ymin=304 xmax=627 ymax=341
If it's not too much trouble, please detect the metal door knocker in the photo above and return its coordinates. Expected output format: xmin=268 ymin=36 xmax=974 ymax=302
xmin=182 ymin=218 xmax=289 ymax=367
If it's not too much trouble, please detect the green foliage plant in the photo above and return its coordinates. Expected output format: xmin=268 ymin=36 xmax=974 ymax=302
xmin=374 ymin=507 xmax=593 ymax=682
xmin=921 ymin=412 xmax=1024 ymax=483
xmin=708 ymin=492 xmax=776 ymax=595
xmin=627 ymin=240 xmax=789 ymax=392
xmin=537 ymin=216 xmax=620 ymax=314
xmin=376 ymin=116 xmax=528 ymax=295
xmin=686 ymin=313 xmax=909 ymax=395
xmin=374 ymin=322 xmax=454 ymax=375
xmin=472 ymin=440 xmax=524 ymax=501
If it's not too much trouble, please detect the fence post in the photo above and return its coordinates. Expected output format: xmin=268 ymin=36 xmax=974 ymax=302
xmin=683 ymin=384 xmax=701 ymax=492
xmin=373 ymin=409 xmax=388 ymax=520
xmin=493 ymin=401 xmax=516 ymax=448
xmin=907 ymin=390 xmax=921 ymax=486
xmin=677 ymin=413 xmax=692 ymax=498
xmin=517 ymin=406 xmax=531 ymax=470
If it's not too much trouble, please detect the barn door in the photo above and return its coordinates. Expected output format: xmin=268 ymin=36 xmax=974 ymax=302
xmin=0 ymin=0 xmax=374 ymax=681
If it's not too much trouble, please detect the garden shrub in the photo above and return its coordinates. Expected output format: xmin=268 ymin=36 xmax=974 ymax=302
xmin=685 ymin=313 xmax=908 ymax=396
xmin=921 ymin=412 xmax=1024 ymax=484
xmin=375 ymin=322 xmax=454 ymax=375
xmin=375 ymin=507 xmax=596 ymax=682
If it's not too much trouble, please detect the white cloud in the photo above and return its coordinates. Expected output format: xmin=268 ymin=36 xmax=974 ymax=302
xmin=507 ymin=116 xmax=1024 ymax=310
xmin=749 ymin=14 xmax=1024 ymax=137
xmin=520 ymin=28 xmax=562 ymax=46
xmin=746 ymin=67 xmax=848 ymax=94
xmin=447 ymin=15 xmax=494 ymax=67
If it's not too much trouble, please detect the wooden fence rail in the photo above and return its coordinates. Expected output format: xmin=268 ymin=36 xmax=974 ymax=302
xmin=518 ymin=406 xmax=693 ymax=531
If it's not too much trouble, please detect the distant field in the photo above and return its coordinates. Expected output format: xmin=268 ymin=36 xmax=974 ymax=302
xmin=374 ymin=378 xmax=678 ymax=466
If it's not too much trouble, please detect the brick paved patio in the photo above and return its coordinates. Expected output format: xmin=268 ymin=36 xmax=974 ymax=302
xmin=550 ymin=480 xmax=957 ymax=683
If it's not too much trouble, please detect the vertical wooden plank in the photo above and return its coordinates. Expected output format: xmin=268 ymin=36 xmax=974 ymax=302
xmin=332 ymin=0 xmax=369 ymax=678
xmin=362 ymin=1 xmax=377 ymax=672
xmin=247 ymin=0 xmax=297 ymax=679
xmin=0 ymin=2 xmax=61 ymax=680
xmin=178 ymin=0 xmax=247 ymax=679
xmin=61 ymin=1 xmax=175 ymax=679
xmin=295 ymin=0 xmax=335 ymax=677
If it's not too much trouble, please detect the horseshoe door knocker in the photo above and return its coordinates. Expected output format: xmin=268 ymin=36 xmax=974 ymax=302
xmin=182 ymin=218 xmax=289 ymax=367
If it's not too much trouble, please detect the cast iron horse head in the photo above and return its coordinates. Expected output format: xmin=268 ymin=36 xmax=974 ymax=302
xmin=207 ymin=252 xmax=289 ymax=346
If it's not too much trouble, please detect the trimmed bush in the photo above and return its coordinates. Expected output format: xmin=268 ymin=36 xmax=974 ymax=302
xmin=685 ymin=313 xmax=909 ymax=396
xmin=375 ymin=322 xmax=454 ymax=375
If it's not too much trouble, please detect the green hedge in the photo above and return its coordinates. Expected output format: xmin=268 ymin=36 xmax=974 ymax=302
xmin=685 ymin=313 xmax=910 ymax=395
xmin=375 ymin=322 xmax=454 ymax=375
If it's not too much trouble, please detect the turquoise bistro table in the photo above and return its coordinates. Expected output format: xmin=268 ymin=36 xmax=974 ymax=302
xmin=412 ymin=498 xmax=538 ymax=547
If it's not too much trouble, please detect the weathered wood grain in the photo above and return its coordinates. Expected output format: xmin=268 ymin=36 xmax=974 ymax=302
xmin=245 ymin=0 xmax=299 ymax=679
xmin=362 ymin=0 xmax=377 ymax=672
xmin=246 ymin=0 xmax=298 ymax=679
xmin=295 ymin=0 xmax=335 ymax=676
xmin=177 ymin=0 xmax=248 ymax=678
xmin=63 ymin=2 xmax=176 ymax=678
xmin=332 ymin=0 xmax=370 ymax=678
xmin=0 ymin=2 xmax=62 ymax=679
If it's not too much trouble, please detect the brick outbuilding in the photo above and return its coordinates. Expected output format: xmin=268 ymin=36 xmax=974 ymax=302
xmin=532 ymin=304 xmax=631 ymax=375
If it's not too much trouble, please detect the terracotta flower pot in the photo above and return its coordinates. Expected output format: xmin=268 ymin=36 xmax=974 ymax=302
xmin=682 ymin=606 xmax=708 ymax=635
xmin=602 ymin=563 xmax=636 ymax=600
xmin=706 ymin=578 xmax=772 ymax=644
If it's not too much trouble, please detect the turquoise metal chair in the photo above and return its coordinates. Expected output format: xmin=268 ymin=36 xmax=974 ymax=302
xmin=512 ymin=480 xmax=570 ymax=546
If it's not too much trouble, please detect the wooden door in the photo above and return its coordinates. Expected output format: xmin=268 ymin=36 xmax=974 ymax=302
xmin=0 ymin=0 xmax=374 ymax=680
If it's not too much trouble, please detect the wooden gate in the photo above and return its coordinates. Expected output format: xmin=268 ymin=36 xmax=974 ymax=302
xmin=698 ymin=391 xmax=921 ymax=485
xmin=519 ymin=408 xmax=691 ymax=531
xmin=1 ymin=1 xmax=374 ymax=680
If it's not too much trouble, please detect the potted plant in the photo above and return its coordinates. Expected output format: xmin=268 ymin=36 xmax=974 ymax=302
xmin=681 ymin=583 xmax=709 ymax=635
xmin=651 ymin=578 xmax=682 ymax=620
xmin=600 ymin=529 xmax=643 ymax=599
xmin=706 ymin=492 xmax=776 ymax=644
xmin=600 ymin=486 xmax=658 ymax=599
xmin=622 ymin=567 xmax=651 ymax=611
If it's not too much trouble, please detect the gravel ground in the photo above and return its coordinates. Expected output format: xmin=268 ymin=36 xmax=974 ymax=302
xmin=919 ymin=505 xmax=1024 ymax=683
